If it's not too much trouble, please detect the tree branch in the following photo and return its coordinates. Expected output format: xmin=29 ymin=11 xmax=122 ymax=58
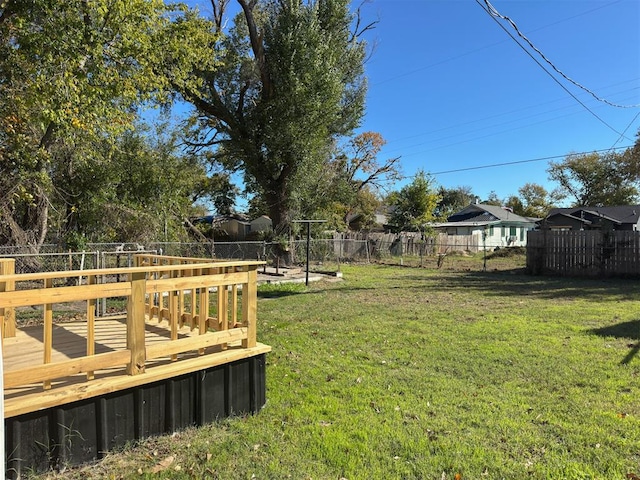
xmin=182 ymin=214 xmax=212 ymax=243
xmin=210 ymin=0 xmax=229 ymax=32
xmin=351 ymin=0 xmax=378 ymax=41
xmin=236 ymin=0 xmax=271 ymax=98
xmin=176 ymin=81 xmax=237 ymax=131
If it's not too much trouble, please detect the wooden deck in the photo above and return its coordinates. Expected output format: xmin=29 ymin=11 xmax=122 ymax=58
xmin=1 ymin=256 xmax=271 ymax=418
xmin=3 ymin=316 xmax=270 ymax=418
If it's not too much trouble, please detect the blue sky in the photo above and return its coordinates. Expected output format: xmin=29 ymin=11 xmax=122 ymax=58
xmin=357 ymin=0 xmax=640 ymax=203
xmin=182 ymin=0 xmax=640 ymax=207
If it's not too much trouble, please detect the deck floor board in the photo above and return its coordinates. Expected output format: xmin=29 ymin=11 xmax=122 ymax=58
xmin=3 ymin=317 xmax=194 ymax=371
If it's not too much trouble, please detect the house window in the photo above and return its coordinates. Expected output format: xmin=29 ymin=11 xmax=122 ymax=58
xmin=510 ymin=226 xmax=517 ymax=237
xmin=520 ymin=228 xmax=525 ymax=241
xmin=489 ymin=225 xmax=494 ymax=236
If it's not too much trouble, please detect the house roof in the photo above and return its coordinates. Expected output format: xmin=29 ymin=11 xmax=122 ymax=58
xmin=434 ymin=220 xmax=500 ymax=228
xmin=545 ymin=212 xmax=594 ymax=226
xmin=447 ymin=204 xmax=534 ymax=224
xmin=193 ymin=214 xmax=250 ymax=226
xmin=250 ymin=215 xmax=272 ymax=223
xmin=545 ymin=206 xmax=640 ymax=225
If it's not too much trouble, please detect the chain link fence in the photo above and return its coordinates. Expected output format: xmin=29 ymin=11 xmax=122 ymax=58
xmin=1 ymin=237 xmax=524 ymax=328
xmin=0 ymin=235 xmax=524 ymax=276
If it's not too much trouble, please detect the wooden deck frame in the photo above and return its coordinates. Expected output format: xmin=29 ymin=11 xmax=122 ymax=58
xmin=1 ymin=257 xmax=270 ymax=419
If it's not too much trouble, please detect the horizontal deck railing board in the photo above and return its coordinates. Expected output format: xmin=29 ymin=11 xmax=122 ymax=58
xmin=4 ymin=350 xmax=132 ymax=388
xmin=0 ymin=283 xmax=132 ymax=308
xmin=2 ymin=319 xmax=190 ymax=366
xmin=146 ymin=271 xmax=249 ymax=291
xmin=145 ymin=327 xmax=247 ymax=360
xmin=0 ymin=260 xmax=261 ymax=283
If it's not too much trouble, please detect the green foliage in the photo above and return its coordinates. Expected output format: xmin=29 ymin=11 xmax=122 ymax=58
xmin=486 ymin=245 xmax=526 ymax=258
xmin=0 ymin=0 xmax=218 ymax=247
xmin=68 ymin=123 xmax=215 ymax=243
xmin=388 ymin=170 xmax=440 ymax=231
xmin=547 ymin=149 xmax=640 ymax=206
xmin=304 ymin=132 xmax=396 ymax=231
xmin=516 ymin=182 xmax=561 ymax=217
xmin=177 ymin=0 xmax=368 ymax=229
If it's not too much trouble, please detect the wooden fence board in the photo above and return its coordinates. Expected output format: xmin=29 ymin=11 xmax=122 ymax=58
xmin=527 ymin=230 xmax=640 ymax=277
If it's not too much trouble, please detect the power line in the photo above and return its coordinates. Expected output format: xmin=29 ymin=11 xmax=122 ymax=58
xmin=420 ymin=145 xmax=633 ymax=177
xmin=380 ymin=79 xmax=640 ymax=156
xmin=389 ymin=99 xmax=637 ymax=161
xmin=610 ymin=111 xmax=640 ymax=150
xmin=475 ymin=0 xmax=633 ymax=141
xmin=482 ymin=0 xmax=640 ymax=109
xmin=370 ymin=0 xmax=625 ymax=89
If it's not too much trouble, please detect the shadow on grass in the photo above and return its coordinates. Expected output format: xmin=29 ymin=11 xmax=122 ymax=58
xmin=590 ymin=319 xmax=640 ymax=365
xmin=257 ymin=283 xmax=317 ymax=299
xmin=258 ymin=289 xmax=306 ymax=299
xmin=396 ymin=270 xmax=640 ymax=302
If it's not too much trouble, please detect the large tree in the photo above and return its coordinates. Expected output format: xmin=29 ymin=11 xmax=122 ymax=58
xmin=0 ymin=0 xmax=215 ymax=249
xmin=176 ymin=0 xmax=371 ymax=232
xmin=547 ymin=149 xmax=640 ymax=207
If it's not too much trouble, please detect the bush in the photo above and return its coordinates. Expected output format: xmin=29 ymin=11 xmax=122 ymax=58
xmin=486 ymin=246 xmax=526 ymax=258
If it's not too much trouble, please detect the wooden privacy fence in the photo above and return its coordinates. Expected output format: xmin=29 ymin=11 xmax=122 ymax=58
xmin=527 ymin=230 xmax=640 ymax=277
xmin=0 ymin=256 xmax=267 ymax=418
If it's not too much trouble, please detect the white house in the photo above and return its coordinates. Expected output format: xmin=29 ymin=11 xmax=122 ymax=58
xmin=433 ymin=203 xmax=538 ymax=249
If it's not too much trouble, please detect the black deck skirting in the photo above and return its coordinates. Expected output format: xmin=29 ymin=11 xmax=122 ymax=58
xmin=4 ymin=354 xmax=267 ymax=478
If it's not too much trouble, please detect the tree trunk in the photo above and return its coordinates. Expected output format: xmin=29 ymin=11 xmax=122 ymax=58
xmin=266 ymin=190 xmax=295 ymax=266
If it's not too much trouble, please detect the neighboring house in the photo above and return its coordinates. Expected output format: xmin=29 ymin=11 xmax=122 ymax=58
xmin=193 ymin=214 xmax=273 ymax=240
xmin=193 ymin=214 xmax=251 ymax=240
xmin=540 ymin=206 xmax=640 ymax=231
xmin=250 ymin=215 xmax=273 ymax=234
xmin=346 ymin=207 xmax=391 ymax=232
xmin=433 ymin=203 xmax=539 ymax=248
xmin=219 ymin=216 xmax=251 ymax=240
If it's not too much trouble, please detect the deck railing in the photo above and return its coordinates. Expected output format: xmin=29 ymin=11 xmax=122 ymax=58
xmin=0 ymin=257 xmax=263 ymax=397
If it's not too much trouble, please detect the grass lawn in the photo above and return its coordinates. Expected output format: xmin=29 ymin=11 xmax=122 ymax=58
xmin=37 ymin=258 xmax=640 ymax=479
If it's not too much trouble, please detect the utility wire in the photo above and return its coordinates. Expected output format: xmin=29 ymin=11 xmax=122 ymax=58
xmin=483 ymin=0 xmax=640 ymax=109
xmin=475 ymin=0 xmax=631 ymax=141
xmin=371 ymin=0 xmax=624 ymax=89
xmin=417 ymin=145 xmax=633 ymax=177
xmin=381 ymin=79 xmax=639 ymax=155
xmin=610 ymin=111 xmax=640 ymax=150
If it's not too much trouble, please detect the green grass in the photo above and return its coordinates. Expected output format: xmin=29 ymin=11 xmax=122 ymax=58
xmin=37 ymin=261 xmax=640 ymax=479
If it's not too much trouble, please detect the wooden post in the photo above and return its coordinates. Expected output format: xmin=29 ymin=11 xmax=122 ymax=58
xmin=189 ymin=270 xmax=197 ymax=330
xmin=43 ymin=278 xmax=53 ymax=390
xmin=127 ymin=271 xmax=146 ymax=375
xmin=170 ymin=269 xmax=179 ymax=361
xmin=242 ymin=266 xmax=257 ymax=348
xmin=178 ymin=267 xmax=185 ymax=329
xmin=199 ymin=267 xmax=210 ymax=355
xmin=0 ymin=259 xmax=16 ymax=338
xmin=218 ymin=267 xmax=228 ymax=351
xmin=87 ymin=275 xmax=96 ymax=380
xmin=231 ymin=284 xmax=238 ymax=327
